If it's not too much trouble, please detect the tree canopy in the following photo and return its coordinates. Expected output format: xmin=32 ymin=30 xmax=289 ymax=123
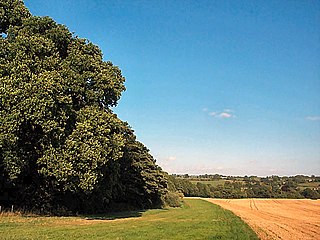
xmin=0 ymin=0 xmax=173 ymax=213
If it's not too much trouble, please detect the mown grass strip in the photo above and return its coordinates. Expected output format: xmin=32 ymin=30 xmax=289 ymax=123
xmin=0 ymin=199 xmax=258 ymax=240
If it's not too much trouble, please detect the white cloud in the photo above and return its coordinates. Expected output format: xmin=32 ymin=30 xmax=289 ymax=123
xmin=167 ymin=156 xmax=177 ymax=161
xmin=218 ymin=112 xmax=233 ymax=118
xmin=211 ymin=111 xmax=235 ymax=119
xmin=204 ymin=108 xmax=236 ymax=119
xmin=306 ymin=116 xmax=320 ymax=121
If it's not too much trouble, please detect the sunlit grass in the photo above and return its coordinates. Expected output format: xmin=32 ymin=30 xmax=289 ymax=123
xmin=0 ymin=199 xmax=258 ymax=240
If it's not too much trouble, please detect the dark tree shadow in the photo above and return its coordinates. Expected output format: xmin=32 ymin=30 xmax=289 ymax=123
xmin=81 ymin=210 xmax=146 ymax=221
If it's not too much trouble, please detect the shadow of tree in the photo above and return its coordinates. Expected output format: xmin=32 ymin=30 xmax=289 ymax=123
xmin=81 ymin=210 xmax=146 ymax=220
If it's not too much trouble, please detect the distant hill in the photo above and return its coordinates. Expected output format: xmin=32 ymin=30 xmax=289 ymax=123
xmin=169 ymin=174 xmax=320 ymax=199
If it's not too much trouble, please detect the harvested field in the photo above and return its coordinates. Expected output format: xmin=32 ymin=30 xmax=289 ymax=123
xmin=204 ymin=198 xmax=320 ymax=240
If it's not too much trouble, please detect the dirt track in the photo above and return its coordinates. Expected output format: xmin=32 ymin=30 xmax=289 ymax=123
xmin=204 ymin=198 xmax=320 ymax=240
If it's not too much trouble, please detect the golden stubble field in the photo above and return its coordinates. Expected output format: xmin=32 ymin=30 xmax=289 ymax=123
xmin=204 ymin=198 xmax=320 ymax=240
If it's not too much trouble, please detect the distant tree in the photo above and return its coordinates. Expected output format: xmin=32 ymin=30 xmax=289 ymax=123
xmin=196 ymin=182 xmax=212 ymax=197
xmin=169 ymin=174 xmax=320 ymax=199
xmin=291 ymin=175 xmax=307 ymax=184
xmin=281 ymin=180 xmax=298 ymax=192
xmin=300 ymin=188 xmax=319 ymax=199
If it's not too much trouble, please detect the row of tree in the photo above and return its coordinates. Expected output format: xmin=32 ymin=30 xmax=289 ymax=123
xmin=169 ymin=175 xmax=320 ymax=199
xmin=0 ymin=0 xmax=179 ymax=214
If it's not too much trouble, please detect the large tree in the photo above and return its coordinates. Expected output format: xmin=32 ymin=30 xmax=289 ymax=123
xmin=0 ymin=0 xmax=169 ymax=213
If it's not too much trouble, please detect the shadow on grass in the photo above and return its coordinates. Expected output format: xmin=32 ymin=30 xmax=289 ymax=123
xmin=81 ymin=210 xmax=146 ymax=221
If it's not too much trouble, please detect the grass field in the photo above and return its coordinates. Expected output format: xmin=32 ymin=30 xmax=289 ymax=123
xmin=298 ymin=181 xmax=320 ymax=189
xmin=190 ymin=180 xmax=227 ymax=186
xmin=0 ymin=199 xmax=258 ymax=240
xmin=190 ymin=180 xmax=244 ymax=186
xmin=191 ymin=179 xmax=320 ymax=191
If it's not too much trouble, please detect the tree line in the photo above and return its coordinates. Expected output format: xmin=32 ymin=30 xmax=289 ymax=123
xmin=169 ymin=174 xmax=320 ymax=199
xmin=0 ymin=0 xmax=181 ymax=214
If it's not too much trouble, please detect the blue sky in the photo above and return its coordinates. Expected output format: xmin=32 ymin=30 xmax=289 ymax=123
xmin=25 ymin=0 xmax=320 ymax=176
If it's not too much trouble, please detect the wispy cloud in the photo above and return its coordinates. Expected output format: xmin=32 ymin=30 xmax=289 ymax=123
xmin=306 ymin=116 xmax=320 ymax=121
xmin=207 ymin=109 xmax=235 ymax=119
xmin=218 ymin=112 xmax=233 ymax=119
xmin=167 ymin=156 xmax=177 ymax=161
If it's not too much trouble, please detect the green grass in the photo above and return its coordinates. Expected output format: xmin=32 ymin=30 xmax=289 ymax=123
xmin=0 ymin=199 xmax=258 ymax=240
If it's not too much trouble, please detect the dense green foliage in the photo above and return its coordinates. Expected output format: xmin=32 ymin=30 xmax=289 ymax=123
xmin=0 ymin=0 xmax=172 ymax=213
xmin=170 ymin=174 xmax=320 ymax=199
xmin=0 ymin=199 xmax=259 ymax=240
